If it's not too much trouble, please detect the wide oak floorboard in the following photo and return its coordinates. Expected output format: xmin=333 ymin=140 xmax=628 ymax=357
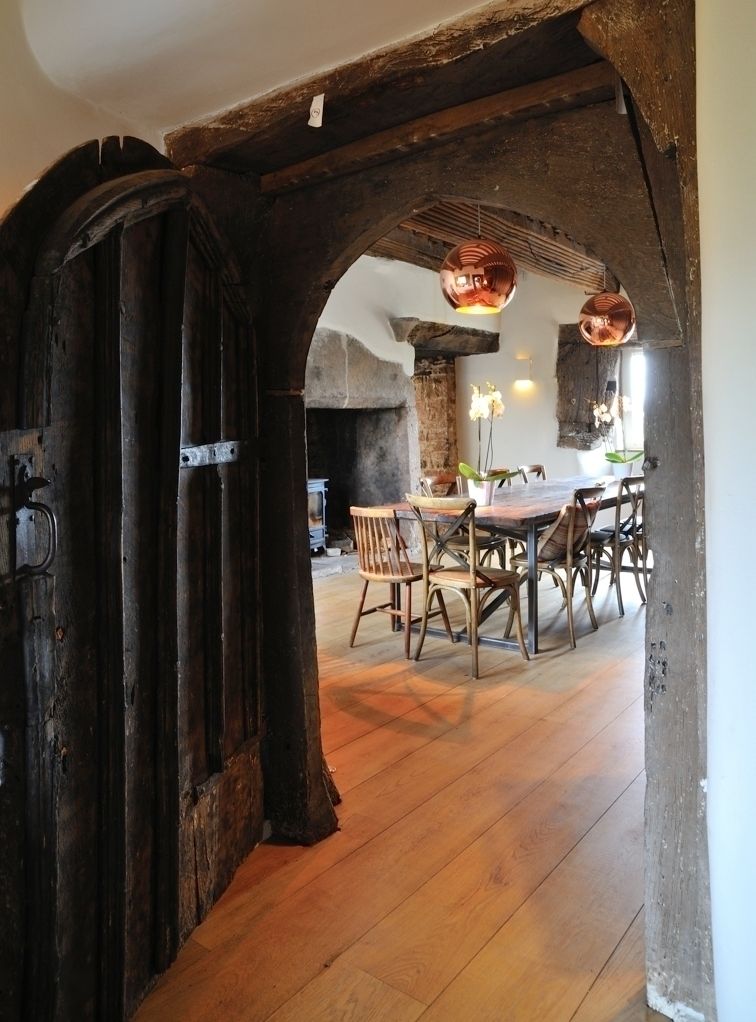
xmin=136 ymin=569 xmax=657 ymax=1022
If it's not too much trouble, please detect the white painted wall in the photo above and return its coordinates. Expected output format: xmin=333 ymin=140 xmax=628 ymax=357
xmin=320 ymin=255 xmax=608 ymax=479
xmin=20 ymin=0 xmax=490 ymax=131
xmin=700 ymin=2 xmax=756 ymax=1019
xmin=0 ymin=2 xmax=158 ymax=217
xmin=455 ymin=270 xmax=608 ymax=479
xmin=318 ymin=255 xmax=459 ymax=376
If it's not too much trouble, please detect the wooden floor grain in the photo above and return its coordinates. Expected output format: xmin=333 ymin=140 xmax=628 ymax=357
xmin=136 ymin=569 xmax=667 ymax=1022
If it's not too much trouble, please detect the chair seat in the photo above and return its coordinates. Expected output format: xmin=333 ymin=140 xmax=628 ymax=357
xmin=360 ymin=560 xmax=423 ymax=582
xmin=430 ymin=566 xmax=520 ymax=588
xmin=510 ymin=552 xmax=589 ymax=572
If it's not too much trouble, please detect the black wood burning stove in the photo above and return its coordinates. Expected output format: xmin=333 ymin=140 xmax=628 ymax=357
xmin=307 ymin=478 xmax=328 ymax=552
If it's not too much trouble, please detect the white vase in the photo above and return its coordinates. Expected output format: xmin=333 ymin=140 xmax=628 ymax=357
xmin=610 ymin=460 xmax=642 ymax=479
xmin=467 ymin=479 xmax=496 ymax=505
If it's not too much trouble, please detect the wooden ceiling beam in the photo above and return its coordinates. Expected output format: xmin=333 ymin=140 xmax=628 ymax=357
xmin=259 ymin=61 xmax=614 ymax=196
xmin=167 ymin=0 xmax=594 ymax=169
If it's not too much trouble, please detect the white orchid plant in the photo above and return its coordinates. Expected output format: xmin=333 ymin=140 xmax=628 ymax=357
xmin=459 ymin=382 xmax=519 ymax=483
xmin=591 ymin=396 xmax=643 ymax=464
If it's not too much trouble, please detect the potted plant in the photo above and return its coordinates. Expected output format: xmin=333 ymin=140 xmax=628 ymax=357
xmin=459 ymin=383 xmax=519 ymax=504
xmin=592 ymin=398 xmax=643 ymax=475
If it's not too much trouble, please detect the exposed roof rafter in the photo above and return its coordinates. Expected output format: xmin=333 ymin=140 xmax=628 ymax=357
xmin=368 ymin=199 xmax=611 ymax=292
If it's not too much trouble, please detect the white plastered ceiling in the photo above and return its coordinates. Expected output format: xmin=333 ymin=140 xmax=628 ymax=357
xmin=21 ymin=0 xmax=490 ymax=132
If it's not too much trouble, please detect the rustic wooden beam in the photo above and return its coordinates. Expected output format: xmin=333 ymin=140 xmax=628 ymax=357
xmin=260 ymin=62 xmax=614 ymax=195
xmin=579 ymin=3 xmax=712 ymax=1019
xmin=166 ymin=0 xmax=594 ymax=169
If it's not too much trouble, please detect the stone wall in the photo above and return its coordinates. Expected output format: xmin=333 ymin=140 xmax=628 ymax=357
xmin=305 ymin=328 xmax=420 ymax=521
xmin=412 ymin=355 xmax=459 ymax=474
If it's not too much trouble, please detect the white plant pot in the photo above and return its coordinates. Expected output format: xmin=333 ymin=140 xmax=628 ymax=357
xmin=610 ymin=460 xmax=642 ymax=479
xmin=467 ymin=479 xmax=496 ymax=505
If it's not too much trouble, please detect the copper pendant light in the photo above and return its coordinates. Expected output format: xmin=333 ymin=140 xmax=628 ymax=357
xmin=578 ymin=291 xmax=636 ymax=346
xmin=439 ymin=206 xmax=517 ymax=315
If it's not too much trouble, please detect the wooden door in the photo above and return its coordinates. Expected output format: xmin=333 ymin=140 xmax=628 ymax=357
xmin=0 ymin=149 xmax=262 ymax=1020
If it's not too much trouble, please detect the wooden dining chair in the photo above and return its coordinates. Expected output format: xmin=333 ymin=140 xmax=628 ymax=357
xmin=501 ymin=464 xmax=547 ymax=564
xmin=349 ymin=505 xmax=452 ymax=658
xmin=406 ymin=494 xmax=529 ymax=677
xmin=489 ymin=467 xmax=516 ymax=489
xmin=507 ymin=485 xmax=606 ymax=649
xmin=518 ymin=463 xmax=547 ymax=482
xmin=590 ymin=475 xmax=647 ymax=615
xmin=419 ymin=471 xmax=464 ymax=497
xmin=420 ymin=472 xmax=506 ymax=567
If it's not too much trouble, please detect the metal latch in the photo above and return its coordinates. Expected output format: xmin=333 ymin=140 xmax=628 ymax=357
xmin=14 ymin=472 xmax=57 ymax=577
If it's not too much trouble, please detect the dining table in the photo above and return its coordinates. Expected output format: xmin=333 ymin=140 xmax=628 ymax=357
xmin=394 ymin=474 xmax=621 ymax=655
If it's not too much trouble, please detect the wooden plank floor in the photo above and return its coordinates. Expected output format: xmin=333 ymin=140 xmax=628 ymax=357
xmin=136 ymin=568 xmax=667 ymax=1022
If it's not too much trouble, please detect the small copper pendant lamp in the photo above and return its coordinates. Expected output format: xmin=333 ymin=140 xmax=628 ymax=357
xmin=578 ymin=290 xmax=636 ymax=346
xmin=439 ymin=206 xmax=517 ymax=315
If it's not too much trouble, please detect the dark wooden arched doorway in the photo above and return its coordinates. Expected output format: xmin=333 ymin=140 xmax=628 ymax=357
xmin=0 ymin=139 xmax=263 ymax=1019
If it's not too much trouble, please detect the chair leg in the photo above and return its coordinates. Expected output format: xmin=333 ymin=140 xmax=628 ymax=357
xmin=503 ymin=572 xmax=525 ymax=637
xmin=631 ymin=541 xmax=647 ymax=603
xmin=548 ymin=567 xmax=567 ymax=607
xmin=565 ymin=567 xmax=576 ymax=649
xmin=509 ymin=586 xmax=530 ymax=661
xmin=643 ymin=539 xmax=650 ymax=592
xmin=470 ymin=589 xmax=479 ymax=679
xmin=349 ymin=579 xmax=369 ymax=647
xmin=584 ymin=558 xmax=599 ymax=631
xmin=436 ymin=591 xmax=454 ymax=641
xmin=403 ymin=581 xmax=413 ymax=659
xmin=414 ymin=586 xmax=433 ymax=662
xmin=591 ymin=547 xmax=604 ymax=595
xmin=390 ymin=582 xmax=401 ymax=632
xmin=614 ymin=543 xmax=625 ymax=617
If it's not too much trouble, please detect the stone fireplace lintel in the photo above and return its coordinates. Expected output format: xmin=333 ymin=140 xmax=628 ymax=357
xmin=390 ymin=317 xmax=500 ymax=357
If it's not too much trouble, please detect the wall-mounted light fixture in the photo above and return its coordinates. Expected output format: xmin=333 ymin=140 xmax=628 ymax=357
xmin=513 ymin=356 xmax=534 ymax=391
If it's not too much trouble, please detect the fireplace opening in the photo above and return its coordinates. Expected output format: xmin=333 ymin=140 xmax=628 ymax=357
xmin=304 ymin=328 xmax=420 ymax=547
xmin=306 ymin=406 xmax=410 ymax=531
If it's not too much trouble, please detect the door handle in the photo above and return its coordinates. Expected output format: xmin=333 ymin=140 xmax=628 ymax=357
xmin=15 ymin=476 xmax=58 ymax=577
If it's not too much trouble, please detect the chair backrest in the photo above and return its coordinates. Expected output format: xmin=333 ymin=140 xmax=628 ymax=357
xmin=536 ymin=485 xmax=606 ymax=563
xmin=487 ymin=467 xmax=515 ymax=488
xmin=615 ymin=475 xmax=644 ymax=535
xmin=406 ymin=493 xmax=502 ymax=584
xmin=350 ymin=506 xmax=415 ymax=580
xmin=519 ymin=463 xmax=547 ymax=482
xmin=419 ymin=471 xmax=464 ymax=498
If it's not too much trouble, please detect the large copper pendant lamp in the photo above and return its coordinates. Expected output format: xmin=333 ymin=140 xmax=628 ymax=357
xmin=578 ymin=290 xmax=636 ymax=346
xmin=439 ymin=207 xmax=517 ymax=315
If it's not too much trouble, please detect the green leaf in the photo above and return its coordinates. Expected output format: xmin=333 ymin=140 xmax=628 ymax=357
xmin=458 ymin=462 xmax=482 ymax=481
xmin=484 ymin=469 xmax=520 ymax=482
xmin=606 ymin=450 xmax=643 ymax=464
